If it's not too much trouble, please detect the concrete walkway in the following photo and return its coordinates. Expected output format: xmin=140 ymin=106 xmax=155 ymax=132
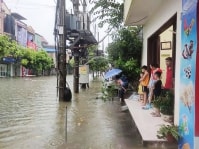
xmin=125 ymin=98 xmax=170 ymax=143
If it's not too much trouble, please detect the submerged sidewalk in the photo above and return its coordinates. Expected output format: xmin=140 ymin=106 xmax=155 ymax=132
xmin=124 ymin=98 xmax=170 ymax=143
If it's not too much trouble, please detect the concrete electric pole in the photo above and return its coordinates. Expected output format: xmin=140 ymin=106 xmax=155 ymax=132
xmin=57 ymin=0 xmax=67 ymax=101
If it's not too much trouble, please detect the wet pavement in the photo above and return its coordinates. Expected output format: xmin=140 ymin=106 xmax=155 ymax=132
xmin=0 ymin=76 xmax=176 ymax=149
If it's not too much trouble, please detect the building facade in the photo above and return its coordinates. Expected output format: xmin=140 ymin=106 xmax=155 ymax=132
xmin=124 ymin=0 xmax=199 ymax=148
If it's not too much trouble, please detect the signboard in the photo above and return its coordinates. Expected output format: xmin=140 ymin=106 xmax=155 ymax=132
xmin=179 ymin=0 xmax=198 ymax=148
xmin=3 ymin=57 xmax=16 ymax=63
xmin=79 ymin=65 xmax=89 ymax=84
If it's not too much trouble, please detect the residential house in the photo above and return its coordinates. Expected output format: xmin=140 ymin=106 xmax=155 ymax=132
xmin=124 ymin=0 xmax=198 ymax=148
xmin=27 ymin=25 xmax=36 ymax=50
xmin=12 ymin=12 xmax=28 ymax=77
xmin=0 ymin=1 xmax=16 ymax=77
xmin=35 ymin=33 xmax=43 ymax=50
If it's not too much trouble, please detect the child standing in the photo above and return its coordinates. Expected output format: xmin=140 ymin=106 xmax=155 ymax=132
xmin=139 ymin=66 xmax=149 ymax=106
xmin=138 ymin=72 xmax=144 ymax=101
xmin=151 ymin=71 xmax=163 ymax=117
xmin=143 ymin=63 xmax=162 ymax=109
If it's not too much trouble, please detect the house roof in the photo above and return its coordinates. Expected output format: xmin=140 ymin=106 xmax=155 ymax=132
xmin=11 ymin=12 xmax=26 ymax=20
xmin=27 ymin=26 xmax=35 ymax=34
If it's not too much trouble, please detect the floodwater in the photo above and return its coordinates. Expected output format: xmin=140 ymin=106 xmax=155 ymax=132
xmin=0 ymin=76 xmax=176 ymax=149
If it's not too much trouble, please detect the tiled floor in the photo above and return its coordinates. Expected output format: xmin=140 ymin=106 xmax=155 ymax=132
xmin=125 ymin=98 xmax=171 ymax=142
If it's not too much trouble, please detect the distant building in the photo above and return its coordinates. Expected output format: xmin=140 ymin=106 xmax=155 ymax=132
xmin=0 ymin=1 xmax=53 ymax=77
xmin=27 ymin=26 xmax=36 ymax=50
xmin=35 ymin=33 xmax=43 ymax=50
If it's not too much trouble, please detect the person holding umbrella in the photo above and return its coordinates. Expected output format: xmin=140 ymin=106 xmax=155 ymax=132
xmin=115 ymin=74 xmax=128 ymax=103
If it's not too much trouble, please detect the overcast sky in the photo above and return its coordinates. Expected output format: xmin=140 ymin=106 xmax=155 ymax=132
xmin=4 ymin=0 xmax=74 ymax=45
xmin=4 ymin=0 xmax=108 ymax=49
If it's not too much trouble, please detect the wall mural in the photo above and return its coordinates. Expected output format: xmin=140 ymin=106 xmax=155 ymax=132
xmin=179 ymin=0 xmax=198 ymax=149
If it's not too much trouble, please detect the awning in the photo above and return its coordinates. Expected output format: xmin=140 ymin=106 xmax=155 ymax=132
xmin=124 ymin=0 xmax=163 ymax=26
xmin=78 ymin=30 xmax=98 ymax=45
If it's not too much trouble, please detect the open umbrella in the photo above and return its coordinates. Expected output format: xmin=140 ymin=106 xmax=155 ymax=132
xmin=104 ymin=68 xmax=122 ymax=79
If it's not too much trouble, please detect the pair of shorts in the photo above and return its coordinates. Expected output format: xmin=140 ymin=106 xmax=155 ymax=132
xmin=142 ymin=86 xmax=148 ymax=92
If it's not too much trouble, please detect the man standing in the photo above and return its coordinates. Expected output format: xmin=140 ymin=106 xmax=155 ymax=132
xmin=164 ymin=57 xmax=173 ymax=89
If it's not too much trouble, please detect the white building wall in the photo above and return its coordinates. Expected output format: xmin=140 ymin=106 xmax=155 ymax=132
xmin=141 ymin=0 xmax=182 ymax=124
xmin=195 ymin=137 xmax=199 ymax=149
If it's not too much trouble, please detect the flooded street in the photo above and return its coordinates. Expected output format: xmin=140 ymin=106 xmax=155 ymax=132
xmin=0 ymin=76 xmax=173 ymax=149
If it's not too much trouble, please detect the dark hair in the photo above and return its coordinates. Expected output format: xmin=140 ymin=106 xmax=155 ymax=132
xmin=141 ymin=65 xmax=147 ymax=70
xmin=151 ymin=63 xmax=159 ymax=68
xmin=165 ymin=57 xmax=172 ymax=61
xmin=115 ymin=75 xmax=120 ymax=80
xmin=154 ymin=71 xmax=162 ymax=78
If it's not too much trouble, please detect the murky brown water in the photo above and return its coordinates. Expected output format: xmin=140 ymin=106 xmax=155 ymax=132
xmin=0 ymin=76 xmax=176 ymax=149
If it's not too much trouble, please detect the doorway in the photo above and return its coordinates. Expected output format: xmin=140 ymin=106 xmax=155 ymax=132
xmin=147 ymin=13 xmax=177 ymax=85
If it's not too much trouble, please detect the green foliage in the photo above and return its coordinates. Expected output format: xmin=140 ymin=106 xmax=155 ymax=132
xmin=153 ymin=91 xmax=174 ymax=115
xmin=88 ymin=56 xmax=108 ymax=72
xmin=160 ymin=91 xmax=174 ymax=115
xmin=90 ymin=0 xmax=124 ymax=31
xmin=0 ymin=35 xmax=22 ymax=59
xmin=157 ymin=124 xmax=182 ymax=141
xmin=20 ymin=49 xmax=53 ymax=74
xmin=101 ymin=81 xmax=116 ymax=101
xmin=0 ymin=35 xmax=53 ymax=75
xmin=107 ymin=27 xmax=142 ymax=82
xmin=87 ymin=45 xmax=98 ymax=57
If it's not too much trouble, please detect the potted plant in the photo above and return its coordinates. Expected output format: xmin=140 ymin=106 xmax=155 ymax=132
xmin=157 ymin=124 xmax=181 ymax=142
xmin=159 ymin=91 xmax=174 ymax=122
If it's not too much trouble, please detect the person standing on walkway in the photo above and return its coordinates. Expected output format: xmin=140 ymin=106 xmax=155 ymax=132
xmin=143 ymin=63 xmax=162 ymax=110
xmin=151 ymin=71 xmax=163 ymax=117
xmin=138 ymin=72 xmax=144 ymax=101
xmin=115 ymin=74 xmax=128 ymax=103
xmin=139 ymin=66 xmax=149 ymax=106
xmin=164 ymin=57 xmax=173 ymax=90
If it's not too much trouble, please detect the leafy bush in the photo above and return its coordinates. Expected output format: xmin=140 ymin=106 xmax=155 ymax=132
xmin=157 ymin=124 xmax=182 ymax=141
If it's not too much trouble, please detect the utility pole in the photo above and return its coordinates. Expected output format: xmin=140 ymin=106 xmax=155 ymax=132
xmin=74 ymin=49 xmax=79 ymax=93
xmin=72 ymin=0 xmax=80 ymax=93
xmin=58 ymin=0 xmax=66 ymax=101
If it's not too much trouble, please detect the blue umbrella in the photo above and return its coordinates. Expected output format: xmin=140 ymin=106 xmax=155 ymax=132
xmin=104 ymin=68 xmax=122 ymax=79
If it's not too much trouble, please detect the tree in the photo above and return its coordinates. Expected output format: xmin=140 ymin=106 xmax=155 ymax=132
xmin=88 ymin=56 xmax=108 ymax=77
xmin=90 ymin=0 xmax=124 ymax=32
xmin=0 ymin=35 xmax=21 ymax=59
xmin=0 ymin=35 xmax=53 ymax=76
xmin=20 ymin=49 xmax=53 ymax=75
xmin=107 ymin=27 xmax=142 ymax=83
